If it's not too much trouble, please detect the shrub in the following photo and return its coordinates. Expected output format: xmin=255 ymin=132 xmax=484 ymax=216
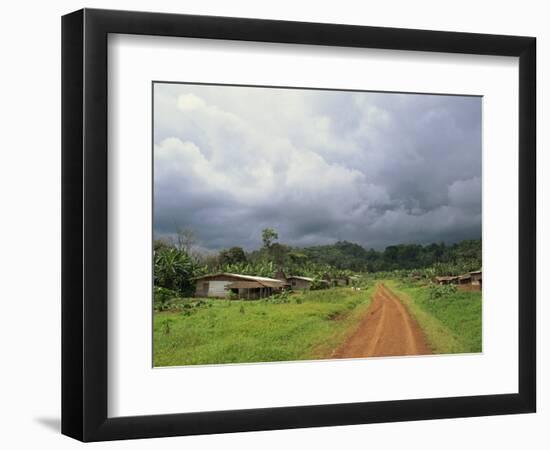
xmin=264 ymin=290 xmax=291 ymax=304
xmin=428 ymin=284 xmax=457 ymax=300
xmin=310 ymin=278 xmax=329 ymax=290
xmin=154 ymin=286 xmax=180 ymax=311
xmin=154 ymin=247 xmax=206 ymax=296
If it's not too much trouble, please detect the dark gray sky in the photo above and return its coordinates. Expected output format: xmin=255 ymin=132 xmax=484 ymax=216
xmin=154 ymin=83 xmax=481 ymax=251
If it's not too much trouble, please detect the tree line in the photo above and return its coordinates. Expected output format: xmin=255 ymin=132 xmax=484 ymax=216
xmin=154 ymin=227 xmax=481 ymax=297
xmin=204 ymin=233 xmax=481 ymax=274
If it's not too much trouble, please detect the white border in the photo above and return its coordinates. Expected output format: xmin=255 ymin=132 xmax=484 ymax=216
xmin=108 ymin=34 xmax=518 ymax=417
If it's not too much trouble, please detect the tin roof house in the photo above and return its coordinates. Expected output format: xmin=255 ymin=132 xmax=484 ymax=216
xmin=193 ymin=273 xmax=286 ymax=299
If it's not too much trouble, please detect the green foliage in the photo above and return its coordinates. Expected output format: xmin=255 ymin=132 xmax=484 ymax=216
xmin=246 ymin=237 xmax=479 ymax=278
xmin=432 ymin=260 xmax=481 ymax=276
xmin=154 ymin=246 xmax=206 ymax=296
xmin=428 ymin=284 xmax=458 ymax=300
xmin=264 ymin=289 xmax=291 ymax=304
xmin=364 ymin=240 xmax=481 ymax=273
xmin=300 ymin=241 xmax=370 ymax=271
xmin=153 ymin=289 xmax=212 ymax=313
xmin=268 ymin=243 xmax=291 ymax=267
xmin=155 ymin=225 xmax=479 ymax=303
xmin=261 ymin=228 xmax=279 ymax=248
xmin=310 ymin=278 xmax=329 ymax=290
xmin=391 ymin=281 xmax=482 ymax=354
xmin=185 ymin=223 xmax=480 ymax=282
xmin=153 ymin=286 xmax=180 ymax=311
xmin=219 ymin=246 xmax=247 ymax=265
xmin=219 ymin=260 xmax=276 ymax=278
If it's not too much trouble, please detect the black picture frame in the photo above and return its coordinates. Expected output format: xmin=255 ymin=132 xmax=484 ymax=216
xmin=62 ymin=8 xmax=536 ymax=442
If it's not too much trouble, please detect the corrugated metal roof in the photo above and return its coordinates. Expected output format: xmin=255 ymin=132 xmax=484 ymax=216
xmin=225 ymin=281 xmax=264 ymax=289
xmin=194 ymin=272 xmax=285 ymax=284
xmin=259 ymin=280 xmax=287 ymax=288
xmin=435 ymin=276 xmax=460 ymax=281
xmin=226 ymin=280 xmax=285 ymax=289
xmin=287 ymin=276 xmax=314 ymax=282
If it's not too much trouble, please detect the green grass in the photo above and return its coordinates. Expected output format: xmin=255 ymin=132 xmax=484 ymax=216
xmin=386 ymin=280 xmax=482 ymax=354
xmin=154 ymin=287 xmax=373 ymax=367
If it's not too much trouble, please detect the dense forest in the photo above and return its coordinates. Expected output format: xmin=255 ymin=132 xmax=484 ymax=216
xmin=313 ymin=239 xmax=482 ymax=272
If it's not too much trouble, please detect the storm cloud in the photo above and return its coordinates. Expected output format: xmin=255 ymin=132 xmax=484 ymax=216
xmin=153 ymin=83 xmax=481 ymax=251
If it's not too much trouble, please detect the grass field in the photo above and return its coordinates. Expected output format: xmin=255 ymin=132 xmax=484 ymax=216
xmin=154 ymin=287 xmax=374 ymax=367
xmin=387 ymin=280 xmax=482 ymax=354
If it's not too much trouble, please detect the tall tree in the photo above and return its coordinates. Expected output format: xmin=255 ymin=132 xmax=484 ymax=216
xmin=154 ymin=247 xmax=204 ymax=296
xmin=261 ymin=228 xmax=278 ymax=249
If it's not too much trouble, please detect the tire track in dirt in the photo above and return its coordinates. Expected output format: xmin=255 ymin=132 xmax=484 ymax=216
xmin=332 ymin=283 xmax=431 ymax=358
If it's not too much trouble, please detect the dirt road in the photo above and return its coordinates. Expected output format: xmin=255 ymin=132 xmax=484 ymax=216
xmin=333 ymin=283 xmax=431 ymax=358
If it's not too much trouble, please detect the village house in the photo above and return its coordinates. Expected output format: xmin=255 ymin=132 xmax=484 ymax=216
xmin=470 ymin=270 xmax=482 ymax=288
xmin=458 ymin=273 xmax=472 ymax=285
xmin=470 ymin=269 xmax=481 ymax=286
xmin=434 ymin=275 xmax=460 ymax=285
xmin=456 ymin=269 xmax=482 ymax=288
xmin=275 ymin=271 xmax=330 ymax=290
xmin=286 ymin=275 xmax=314 ymax=290
xmin=285 ymin=275 xmax=330 ymax=290
xmin=331 ymin=277 xmax=349 ymax=287
xmin=193 ymin=273 xmax=286 ymax=299
xmin=440 ymin=269 xmax=482 ymax=290
xmin=320 ymin=273 xmax=351 ymax=287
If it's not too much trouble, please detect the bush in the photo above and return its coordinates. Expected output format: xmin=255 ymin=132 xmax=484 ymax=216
xmin=264 ymin=289 xmax=291 ymax=304
xmin=154 ymin=287 xmax=180 ymax=311
xmin=154 ymin=247 xmax=206 ymax=296
xmin=428 ymin=284 xmax=457 ymax=300
xmin=310 ymin=278 xmax=329 ymax=290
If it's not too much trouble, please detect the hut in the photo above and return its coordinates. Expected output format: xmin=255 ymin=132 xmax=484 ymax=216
xmin=193 ymin=273 xmax=286 ymax=299
xmin=286 ymin=276 xmax=314 ymax=290
xmin=332 ymin=277 xmax=349 ymax=287
xmin=470 ymin=270 xmax=482 ymax=288
xmin=458 ymin=273 xmax=472 ymax=285
xmin=434 ymin=275 xmax=460 ymax=285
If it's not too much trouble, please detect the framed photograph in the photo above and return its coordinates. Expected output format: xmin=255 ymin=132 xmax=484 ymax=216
xmin=62 ymin=8 xmax=536 ymax=441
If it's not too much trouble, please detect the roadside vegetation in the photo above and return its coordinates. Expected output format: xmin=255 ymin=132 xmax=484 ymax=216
xmin=386 ymin=279 xmax=482 ymax=354
xmin=153 ymin=287 xmax=373 ymax=366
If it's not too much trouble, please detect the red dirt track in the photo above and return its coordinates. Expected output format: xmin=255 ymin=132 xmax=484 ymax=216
xmin=333 ymin=283 xmax=431 ymax=358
